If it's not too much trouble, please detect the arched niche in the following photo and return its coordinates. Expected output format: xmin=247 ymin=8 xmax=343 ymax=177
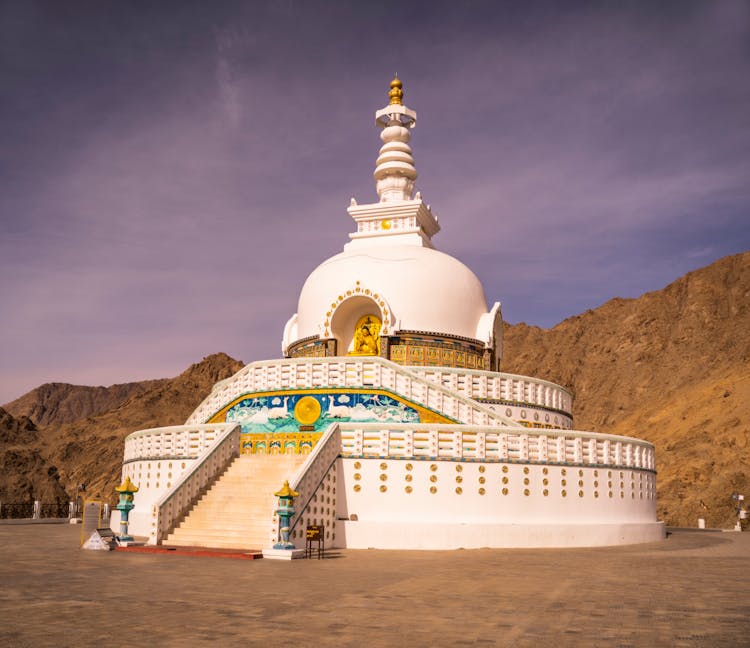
xmin=330 ymin=295 xmax=385 ymax=355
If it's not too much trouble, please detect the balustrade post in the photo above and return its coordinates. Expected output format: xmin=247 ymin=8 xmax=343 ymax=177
xmin=404 ymin=430 xmax=414 ymax=457
xmin=519 ymin=434 xmax=529 ymax=461
xmin=379 ymin=430 xmax=390 ymax=456
xmin=587 ymin=439 xmax=597 ymax=464
xmin=476 ymin=432 xmax=486 ymax=460
xmin=452 ymin=431 xmax=462 ymax=459
xmin=556 ymin=437 xmax=565 ymax=463
xmin=499 ymin=433 xmax=508 ymax=461
xmin=538 ymin=435 xmax=548 ymax=462
xmin=428 ymin=430 xmax=439 ymax=457
xmin=574 ymin=438 xmax=583 ymax=464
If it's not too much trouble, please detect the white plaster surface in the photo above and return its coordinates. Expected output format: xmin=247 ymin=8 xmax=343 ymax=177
xmin=294 ymin=245 xmax=491 ymax=342
xmin=338 ymin=520 xmax=666 ymax=549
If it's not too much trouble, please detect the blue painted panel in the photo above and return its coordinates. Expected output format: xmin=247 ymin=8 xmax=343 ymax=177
xmin=225 ymin=392 xmax=419 ymax=433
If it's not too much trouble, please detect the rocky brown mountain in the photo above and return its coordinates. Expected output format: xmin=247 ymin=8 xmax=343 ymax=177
xmin=4 ymin=379 xmax=168 ymax=428
xmin=0 ymin=408 xmax=68 ymax=507
xmin=0 ymin=353 xmax=244 ymax=507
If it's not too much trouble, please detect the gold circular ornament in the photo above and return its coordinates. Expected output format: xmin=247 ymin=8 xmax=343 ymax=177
xmin=405 ymin=486 xmax=413 ymax=494
xmin=381 ymin=219 xmax=392 ymax=230
xmin=502 ymin=487 xmax=509 ymax=495
xmin=379 ymin=474 xmax=387 ymax=482
xmin=523 ymin=489 xmax=529 ymax=496
xmin=354 ymin=461 xmax=361 ymax=469
xmin=405 ymin=463 xmax=413 ymax=471
xmin=478 ymin=488 xmax=486 ymax=495
xmin=380 ymin=462 xmax=388 ymax=470
xmin=455 ymin=487 xmax=463 ymax=494
xmin=455 ymin=476 xmax=463 ymax=483
xmin=479 ymin=476 xmax=486 ymax=484
xmin=354 ymin=484 xmax=361 ymax=492
xmin=430 ymin=486 xmax=437 ymax=494
xmin=405 ymin=474 xmax=413 ymax=482
xmin=430 ymin=464 xmax=437 ymax=472
xmin=430 ymin=475 xmax=437 ymax=483
xmin=478 ymin=465 xmax=486 ymax=473
xmin=502 ymin=465 xmax=509 ymax=473
xmin=354 ymin=473 xmax=361 ymax=481
xmin=380 ymin=485 xmax=387 ymax=493
xmin=294 ymin=396 xmax=322 ymax=425
xmin=455 ymin=465 xmax=463 ymax=472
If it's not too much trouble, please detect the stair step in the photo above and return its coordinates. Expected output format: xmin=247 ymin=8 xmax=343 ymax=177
xmin=163 ymin=454 xmax=306 ymax=550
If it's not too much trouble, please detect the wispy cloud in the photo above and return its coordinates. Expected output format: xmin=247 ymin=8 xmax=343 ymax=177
xmin=0 ymin=1 xmax=748 ymax=402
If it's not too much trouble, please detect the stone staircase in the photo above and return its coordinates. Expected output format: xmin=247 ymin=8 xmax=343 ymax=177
xmin=164 ymin=453 xmax=305 ymax=550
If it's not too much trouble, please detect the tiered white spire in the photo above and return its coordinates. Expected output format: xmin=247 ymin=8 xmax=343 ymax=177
xmin=345 ymin=77 xmax=440 ymax=250
xmin=373 ymin=77 xmax=418 ymax=202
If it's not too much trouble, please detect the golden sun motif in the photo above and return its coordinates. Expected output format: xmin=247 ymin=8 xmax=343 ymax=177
xmin=294 ymin=396 xmax=322 ymax=425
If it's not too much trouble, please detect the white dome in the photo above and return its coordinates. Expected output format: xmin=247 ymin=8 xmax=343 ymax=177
xmin=292 ymin=245 xmax=490 ymax=346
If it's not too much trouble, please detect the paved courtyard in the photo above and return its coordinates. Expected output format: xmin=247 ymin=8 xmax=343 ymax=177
xmin=0 ymin=524 xmax=748 ymax=647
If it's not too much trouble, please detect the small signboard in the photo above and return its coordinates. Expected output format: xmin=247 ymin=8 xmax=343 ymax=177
xmin=305 ymin=524 xmax=324 ymax=559
xmin=80 ymin=500 xmax=103 ymax=546
xmin=306 ymin=525 xmax=322 ymax=540
xmin=82 ymin=528 xmax=117 ymax=551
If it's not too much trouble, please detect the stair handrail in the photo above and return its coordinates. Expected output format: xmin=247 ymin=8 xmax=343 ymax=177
xmin=150 ymin=423 xmax=241 ymax=545
xmin=284 ymin=422 xmax=342 ymax=536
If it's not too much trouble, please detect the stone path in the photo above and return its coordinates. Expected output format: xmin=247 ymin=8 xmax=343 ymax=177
xmin=0 ymin=525 xmax=748 ymax=647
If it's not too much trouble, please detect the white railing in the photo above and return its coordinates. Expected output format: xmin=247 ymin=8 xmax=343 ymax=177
xmin=409 ymin=366 xmax=573 ymax=414
xmin=185 ymin=357 xmax=518 ymax=429
xmin=149 ymin=424 xmax=241 ymax=545
xmin=337 ymin=423 xmax=656 ymax=471
xmin=124 ymin=424 xmax=228 ymax=462
xmin=285 ymin=423 xmax=342 ymax=543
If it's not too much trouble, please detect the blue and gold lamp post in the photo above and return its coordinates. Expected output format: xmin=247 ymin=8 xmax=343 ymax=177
xmin=114 ymin=476 xmax=139 ymax=542
xmin=273 ymin=480 xmax=299 ymax=550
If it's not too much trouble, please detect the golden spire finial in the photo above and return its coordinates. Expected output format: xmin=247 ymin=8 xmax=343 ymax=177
xmin=388 ymin=75 xmax=403 ymax=105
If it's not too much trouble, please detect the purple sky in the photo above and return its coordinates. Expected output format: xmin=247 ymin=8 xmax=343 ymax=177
xmin=1 ymin=1 xmax=749 ymax=404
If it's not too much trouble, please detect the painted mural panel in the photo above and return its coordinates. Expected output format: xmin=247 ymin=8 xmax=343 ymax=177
xmin=225 ymin=392 xmax=420 ymax=434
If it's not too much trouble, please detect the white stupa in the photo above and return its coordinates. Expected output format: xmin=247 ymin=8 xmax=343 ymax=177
xmin=112 ymin=78 xmax=664 ymax=551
